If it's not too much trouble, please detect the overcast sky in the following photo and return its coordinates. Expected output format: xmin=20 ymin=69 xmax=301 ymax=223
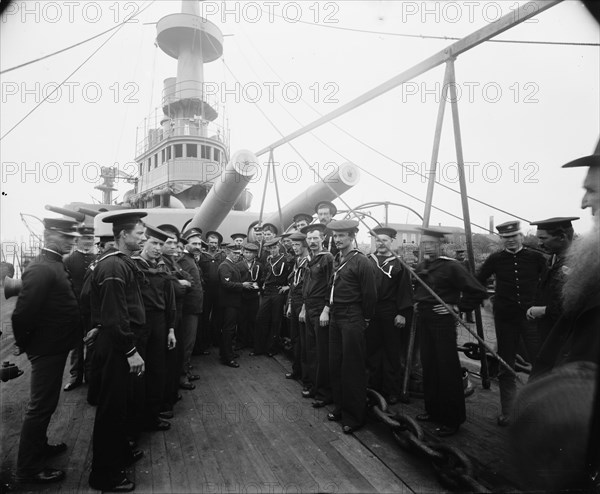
xmin=1 ymin=1 xmax=598 ymax=247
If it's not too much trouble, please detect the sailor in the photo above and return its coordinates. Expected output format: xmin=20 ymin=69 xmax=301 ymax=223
xmin=414 ymin=227 xmax=488 ymax=437
xmin=87 ymin=211 xmax=147 ymax=492
xmin=13 ymin=218 xmax=81 ymax=485
xmin=366 ymin=227 xmax=413 ymax=405
xmin=236 ymin=242 xmax=264 ymax=350
xmin=526 ymin=217 xmax=579 ymax=345
xmin=248 ymin=221 xmax=263 ymax=246
xmin=314 ymin=201 xmax=338 ymax=255
xmin=252 ymin=237 xmax=292 ymax=356
xmin=293 ymin=212 xmax=313 ymax=231
xmin=476 ymin=220 xmax=546 ymax=426
xmin=285 ymin=231 xmax=310 ymax=381
xmin=299 ymin=223 xmax=334 ymax=405
xmin=231 ymin=232 xmax=247 ymax=248
xmin=131 ymin=225 xmax=177 ymax=432
xmin=198 ymin=230 xmax=227 ymax=351
xmin=157 ymin=224 xmax=192 ymax=417
xmin=63 ymin=225 xmax=97 ymax=392
xmin=218 ymin=245 xmax=255 ymax=367
xmin=259 ymin=223 xmax=278 ymax=264
xmin=325 ymin=220 xmax=377 ymax=434
xmin=281 ymin=232 xmax=295 ymax=258
xmin=177 ymin=228 xmax=204 ymax=390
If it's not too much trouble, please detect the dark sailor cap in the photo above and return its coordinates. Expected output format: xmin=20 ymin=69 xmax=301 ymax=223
xmin=145 ymin=225 xmax=175 ymax=243
xmin=231 ymin=233 xmax=247 ymax=241
xmin=418 ymin=226 xmax=451 ymax=240
xmin=101 ymin=211 xmax=147 ymax=231
xmin=242 ymin=242 xmax=259 ymax=252
xmin=314 ymin=201 xmax=337 ymax=216
xmin=262 ymin=223 xmax=278 ymax=234
xmin=157 ymin=224 xmax=181 ymax=241
xmin=455 ymin=249 xmax=465 ymax=253
xmin=43 ymin=218 xmax=81 ymax=237
xmin=77 ymin=225 xmax=95 ymax=236
xmin=530 ymin=217 xmax=579 ymax=230
xmin=264 ymin=237 xmax=281 ymax=247
xmin=371 ymin=227 xmax=397 ymax=239
xmin=205 ymin=231 xmax=223 ymax=244
xmin=280 ymin=232 xmax=292 ymax=239
xmin=300 ymin=223 xmax=327 ymax=235
xmin=562 ymin=154 xmax=600 ymax=168
xmin=225 ymin=244 xmax=242 ymax=253
xmin=327 ymin=220 xmax=359 ymax=233
xmin=96 ymin=235 xmax=114 ymax=244
xmin=289 ymin=232 xmax=307 ymax=241
xmin=496 ymin=221 xmax=521 ymax=237
xmin=293 ymin=213 xmax=313 ymax=224
xmin=181 ymin=228 xmax=203 ymax=242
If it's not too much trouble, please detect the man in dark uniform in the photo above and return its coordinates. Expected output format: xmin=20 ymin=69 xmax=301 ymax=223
xmin=178 ymin=228 xmax=204 ymax=390
xmin=252 ymin=238 xmax=292 ymax=356
xmin=325 ymin=220 xmax=377 ymax=434
xmin=526 ymin=217 xmax=578 ymax=345
xmin=63 ymin=225 xmax=97 ymax=391
xmin=132 ymin=225 xmax=177 ymax=432
xmin=218 ymin=245 xmax=255 ymax=367
xmin=477 ymin=220 xmax=546 ymax=426
xmin=366 ymin=227 xmax=413 ymax=405
xmin=236 ymin=243 xmax=263 ymax=350
xmin=158 ymin=224 xmax=191 ymax=417
xmin=258 ymin=223 xmax=278 ymax=264
xmin=285 ymin=231 xmax=310 ymax=380
xmin=454 ymin=249 xmax=474 ymax=322
xmin=13 ymin=218 xmax=81 ymax=484
xmin=314 ymin=201 xmax=338 ymax=255
xmin=198 ymin=230 xmax=226 ymax=351
xmin=88 ymin=212 xmax=147 ymax=492
xmin=414 ymin=227 xmax=487 ymax=436
xmin=299 ymin=223 xmax=334 ymax=405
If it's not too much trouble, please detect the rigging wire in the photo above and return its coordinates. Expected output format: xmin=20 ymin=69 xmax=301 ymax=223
xmin=260 ymin=7 xmax=600 ymax=47
xmin=0 ymin=2 xmax=155 ymax=75
xmin=0 ymin=1 xmax=155 ymax=143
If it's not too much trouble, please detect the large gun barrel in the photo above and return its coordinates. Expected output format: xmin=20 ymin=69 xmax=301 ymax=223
xmin=45 ymin=205 xmax=85 ymax=223
xmin=187 ymin=150 xmax=257 ymax=233
xmin=77 ymin=207 xmax=100 ymax=217
xmin=263 ymin=161 xmax=360 ymax=230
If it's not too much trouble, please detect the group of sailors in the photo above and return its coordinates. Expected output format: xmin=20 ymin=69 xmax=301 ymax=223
xmin=9 ymin=152 xmax=600 ymax=491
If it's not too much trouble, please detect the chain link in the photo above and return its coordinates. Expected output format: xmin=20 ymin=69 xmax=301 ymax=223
xmin=367 ymin=389 xmax=491 ymax=493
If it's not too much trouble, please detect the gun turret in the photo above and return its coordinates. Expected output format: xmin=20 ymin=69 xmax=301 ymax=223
xmin=44 ymin=205 xmax=85 ymax=223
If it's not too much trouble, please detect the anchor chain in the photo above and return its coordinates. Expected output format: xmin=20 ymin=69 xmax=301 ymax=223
xmin=367 ymin=389 xmax=490 ymax=493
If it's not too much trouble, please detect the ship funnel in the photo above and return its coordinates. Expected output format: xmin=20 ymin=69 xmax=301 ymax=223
xmin=187 ymin=150 xmax=257 ymax=232
xmin=45 ymin=205 xmax=85 ymax=223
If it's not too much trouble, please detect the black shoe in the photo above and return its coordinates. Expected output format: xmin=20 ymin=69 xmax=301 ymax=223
xmin=179 ymin=381 xmax=195 ymax=390
xmin=158 ymin=410 xmax=174 ymax=419
xmin=126 ymin=449 xmax=144 ymax=466
xmin=89 ymin=473 xmax=135 ymax=492
xmin=342 ymin=424 xmax=362 ymax=434
xmin=43 ymin=442 xmax=67 ymax=457
xmin=267 ymin=352 xmax=277 ymax=357
xmin=416 ymin=413 xmax=433 ymax=422
xmin=63 ymin=381 xmax=81 ymax=391
xmin=144 ymin=419 xmax=171 ymax=432
xmin=497 ymin=414 xmax=510 ymax=426
xmin=327 ymin=412 xmax=342 ymax=422
xmin=435 ymin=425 xmax=459 ymax=437
xmin=301 ymin=389 xmax=315 ymax=398
xmin=222 ymin=360 xmax=240 ymax=368
xmin=17 ymin=468 xmax=65 ymax=484
xmin=187 ymin=373 xmax=200 ymax=381
xmin=285 ymin=372 xmax=299 ymax=380
xmin=249 ymin=352 xmax=262 ymax=357
xmin=312 ymin=400 xmax=330 ymax=409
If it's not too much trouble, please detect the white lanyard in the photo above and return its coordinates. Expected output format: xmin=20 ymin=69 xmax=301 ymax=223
xmin=370 ymin=253 xmax=394 ymax=279
xmin=329 ymin=250 xmax=359 ymax=304
xmin=268 ymin=255 xmax=285 ymax=277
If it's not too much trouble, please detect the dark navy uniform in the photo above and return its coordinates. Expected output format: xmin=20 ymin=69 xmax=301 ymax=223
xmin=415 ymin=257 xmax=487 ymax=428
xmin=132 ymin=256 xmax=176 ymax=428
xmin=198 ymin=249 xmax=226 ymax=349
xmin=532 ymin=254 xmax=567 ymax=345
xmin=254 ymin=253 xmax=292 ymax=355
xmin=89 ymin=248 xmax=145 ymax=480
xmin=236 ymin=257 xmax=264 ymax=349
xmin=329 ymin=249 xmax=377 ymax=429
xmin=217 ymin=258 xmax=244 ymax=364
xmin=366 ymin=253 xmax=413 ymax=400
xmin=288 ymin=254 xmax=309 ymax=378
xmin=477 ymin=247 xmax=546 ymax=416
xmin=13 ymin=248 xmax=81 ymax=478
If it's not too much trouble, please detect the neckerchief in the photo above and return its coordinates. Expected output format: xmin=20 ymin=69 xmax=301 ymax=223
xmin=329 ymin=249 xmax=360 ymax=304
xmin=268 ymin=254 xmax=285 ymax=277
xmin=370 ymin=253 xmax=394 ymax=279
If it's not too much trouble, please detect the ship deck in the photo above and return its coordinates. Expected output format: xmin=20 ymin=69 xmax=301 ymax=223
xmin=0 ymin=297 xmax=527 ymax=493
